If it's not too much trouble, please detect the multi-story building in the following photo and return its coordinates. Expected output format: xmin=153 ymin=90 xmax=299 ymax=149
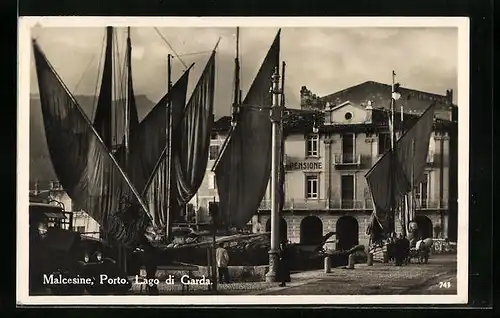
xmin=29 ymin=180 xmax=101 ymax=239
xmin=191 ymin=81 xmax=458 ymax=250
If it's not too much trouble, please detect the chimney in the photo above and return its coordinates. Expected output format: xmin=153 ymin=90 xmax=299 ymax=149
xmin=446 ymin=89 xmax=453 ymax=105
xmin=324 ymin=102 xmax=332 ymax=125
xmin=365 ymin=100 xmax=373 ymax=123
xmin=300 ymin=86 xmax=310 ymax=109
xmin=365 ymin=100 xmax=373 ymax=110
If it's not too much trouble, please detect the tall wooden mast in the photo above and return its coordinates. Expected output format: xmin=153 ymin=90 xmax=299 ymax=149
xmin=165 ymin=53 xmax=172 ymax=240
xmin=124 ymin=27 xmax=132 ymax=167
xmin=231 ymin=27 xmax=240 ymax=126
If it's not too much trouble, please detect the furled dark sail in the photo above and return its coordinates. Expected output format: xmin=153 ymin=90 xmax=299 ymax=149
xmin=92 ymin=27 xmax=139 ymax=152
xmin=115 ymin=69 xmax=191 ymax=192
xmin=93 ymin=27 xmax=114 ymax=149
xmin=141 ymin=64 xmax=196 ymax=239
xmin=365 ymin=103 xmax=437 ymax=233
xmin=395 ymin=103 xmax=437 ymax=187
xmin=32 ymin=41 xmax=151 ymax=247
xmin=122 ymin=31 xmax=140 ymax=143
xmin=365 ymin=151 xmax=410 ymax=231
xmin=173 ymin=50 xmax=216 ymax=207
xmin=213 ymin=30 xmax=280 ymax=229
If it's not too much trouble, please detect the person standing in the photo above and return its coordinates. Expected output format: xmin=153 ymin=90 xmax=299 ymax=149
xmin=394 ymin=233 xmax=407 ymax=266
xmin=216 ymin=243 xmax=230 ymax=283
xmin=276 ymin=241 xmax=291 ymax=287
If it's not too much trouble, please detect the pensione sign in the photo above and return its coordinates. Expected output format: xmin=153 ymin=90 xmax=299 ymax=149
xmin=286 ymin=161 xmax=323 ymax=171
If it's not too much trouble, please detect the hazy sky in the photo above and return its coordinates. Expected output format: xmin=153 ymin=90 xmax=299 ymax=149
xmin=30 ymin=26 xmax=458 ymax=118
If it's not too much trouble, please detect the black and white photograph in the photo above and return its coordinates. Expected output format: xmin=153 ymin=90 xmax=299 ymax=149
xmin=17 ymin=17 xmax=469 ymax=305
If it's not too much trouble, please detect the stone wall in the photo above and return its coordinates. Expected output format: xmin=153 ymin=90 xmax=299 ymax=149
xmin=258 ymin=209 xmax=445 ymax=249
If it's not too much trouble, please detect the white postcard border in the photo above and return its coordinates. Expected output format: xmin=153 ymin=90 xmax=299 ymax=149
xmin=17 ymin=16 xmax=470 ymax=306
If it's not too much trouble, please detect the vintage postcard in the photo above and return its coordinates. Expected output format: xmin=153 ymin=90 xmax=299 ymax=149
xmin=17 ymin=16 xmax=469 ymax=306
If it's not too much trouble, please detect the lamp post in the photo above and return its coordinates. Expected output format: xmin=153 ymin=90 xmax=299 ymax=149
xmin=265 ymin=66 xmax=282 ymax=282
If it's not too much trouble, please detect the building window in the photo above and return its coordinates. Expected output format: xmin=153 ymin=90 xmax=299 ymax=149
xmin=378 ymin=132 xmax=391 ymax=155
xmin=76 ymin=226 xmax=86 ymax=233
xmin=414 ymin=173 xmax=429 ymax=208
xmin=428 ymin=135 xmax=435 ymax=162
xmin=306 ymin=175 xmax=319 ymax=199
xmin=209 ymin=145 xmax=220 ymax=160
xmin=341 ymin=133 xmax=355 ymax=163
xmin=306 ymin=134 xmax=319 ymax=157
xmin=207 ymin=173 xmax=216 ymax=190
xmin=341 ymin=175 xmax=355 ymax=209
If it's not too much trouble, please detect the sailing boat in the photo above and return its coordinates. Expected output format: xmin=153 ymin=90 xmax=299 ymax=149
xmin=212 ymin=28 xmax=281 ymax=229
xmin=32 ymin=36 xmax=151 ymax=248
xmin=32 ymin=26 xmax=217 ymax=247
xmin=99 ymin=30 xmax=193 ymax=199
xmin=143 ymin=44 xmax=217 ymax=242
xmin=87 ymin=26 xmax=219 ymax=243
xmin=365 ymin=93 xmax=437 ymax=243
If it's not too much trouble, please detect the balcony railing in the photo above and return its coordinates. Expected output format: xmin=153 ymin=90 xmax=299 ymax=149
xmin=258 ymin=199 xmax=374 ymax=210
xmin=414 ymin=200 xmax=446 ymax=209
xmin=375 ymin=153 xmax=435 ymax=164
xmin=334 ymin=153 xmax=361 ymax=166
xmin=258 ymin=199 xmax=447 ymax=210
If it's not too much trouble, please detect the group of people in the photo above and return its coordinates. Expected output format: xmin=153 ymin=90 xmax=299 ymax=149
xmin=215 ymin=241 xmax=291 ymax=287
xmin=385 ymin=231 xmax=432 ymax=265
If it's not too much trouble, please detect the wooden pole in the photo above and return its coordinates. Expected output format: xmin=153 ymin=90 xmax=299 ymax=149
xmin=211 ymin=196 xmax=218 ymax=291
xmin=231 ymin=27 xmax=240 ymax=126
xmin=389 ymin=70 xmax=396 ymax=235
xmin=120 ymin=26 xmax=133 ymax=275
xmin=165 ymin=53 xmax=172 ymax=242
xmin=206 ymin=245 xmax=212 ymax=290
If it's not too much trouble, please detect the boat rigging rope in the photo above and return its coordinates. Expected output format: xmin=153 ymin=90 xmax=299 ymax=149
xmin=73 ymin=54 xmax=97 ymax=95
xmin=175 ymin=50 xmax=213 ymax=58
xmin=153 ymin=27 xmax=188 ymax=69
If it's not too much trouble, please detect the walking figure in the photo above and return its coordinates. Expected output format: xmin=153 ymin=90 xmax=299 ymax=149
xmin=216 ymin=243 xmax=230 ymax=283
xmin=277 ymin=241 xmax=291 ymax=287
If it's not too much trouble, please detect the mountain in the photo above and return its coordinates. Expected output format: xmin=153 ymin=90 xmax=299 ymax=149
xmin=29 ymin=94 xmax=156 ymax=183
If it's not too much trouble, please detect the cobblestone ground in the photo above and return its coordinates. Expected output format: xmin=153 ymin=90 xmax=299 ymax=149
xmin=127 ymin=253 xmax=457 ymax=295
xmin=128 ymin=280 xmax=278 ymax=295
xmin=261 ymin=253 xmax=457 ymax=295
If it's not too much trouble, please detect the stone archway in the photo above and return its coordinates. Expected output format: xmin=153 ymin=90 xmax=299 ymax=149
xmin=300 ymin=216 xmax=323 ymax=244
xmin=336 ymin=216 xmax=359 ymax=251
xmin=266 ymin=217 xmax=288 ymax=243
xmin=415 ymin=215 xmax=433 ymax=239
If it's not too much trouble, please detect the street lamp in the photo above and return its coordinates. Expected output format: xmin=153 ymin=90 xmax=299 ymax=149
xmin=265 ymin=65 xmax=323 ymax=282
xmin=392 ymin=82 xmax=402 ymax=101
xmin=265 ymin=66 xmax=282 ymax=282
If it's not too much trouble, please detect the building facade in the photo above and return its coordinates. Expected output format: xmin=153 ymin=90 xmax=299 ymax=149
xmin=29 ymin=181 xmax=101 ymax=239
xmin=191 ymin=81 xmax=458 ymax=250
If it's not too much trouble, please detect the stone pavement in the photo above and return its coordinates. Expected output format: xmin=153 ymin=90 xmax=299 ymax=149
xmin=259 ymin=253 xmax=457 ymax=295
xmin=128 ymin=253 xmax=457 ymax=295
